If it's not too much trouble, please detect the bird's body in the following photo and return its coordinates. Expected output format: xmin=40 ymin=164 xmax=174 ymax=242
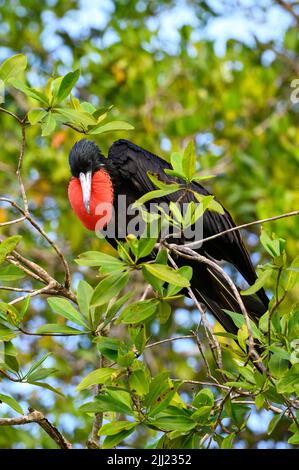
xmin=68 ymin=139 xmax=269 ymax=333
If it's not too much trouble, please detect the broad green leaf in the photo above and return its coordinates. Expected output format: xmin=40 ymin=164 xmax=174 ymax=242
xmin=47 ymin=297 xmax=88 ymax=328
xmin=0 ymin=236 xmax=22 ymax=264
xmin=8 ymin=79 xmax=49 ymax=105
xmin=0 ymin=328 xmax=17 ymax=341
xmin=0 ymin=393 xmax=23 ymax=414
xmin=166 ymin=266 xmax=193 ymax=296
xmin=223 ymin=310 xmax=262 ymax=340
xmin=35 ymin=324 xmax=84 ymax=335
xmin=0 ymin=302 xmax=20 ymax=325
xmin=0 ymin=54 xmax=27 ymax=82
xmin=170 ymin=152 xmax=184 ymax=175
xmin=89 ymin=120 xmax=134 ymax=135
xmin=151 ymin=414 xmax=196 ymax=432
xmin=76 ymin=251 xmax=126 ymax=273
xmin=76 ymin=368 xmax=116 ymax=391
xmin=192 ymin=174 xmax=216 ymax=183
xmin=276 ymin=363 xmax=299 ymax=394
xmin=288 ymin=432 xmax=299 ymax=445
xmin=129 ymin=369 xmax=149 ymax=395
xmin=91 ymin=272 xmax=129 ymax=307
xmin=260 ymin=229 xmax=285 ymax=258
xmin=182 ymin=140 xmax=196 ymax=180
xmin=221 ymin=433 xmax=235 ymax=449
xmin=28 ymin=108 xmax=47 ymax=125
xmin=104 ymin=291 xmax=133 ymax=326
xmin=143 ymin=264 xmax=190 ymax=287
xmin=192 ymin=388 xmax=214 ymax=407
xmin=27 ymin=367 xmax=57 ymax=382
xmin=267 ymin=413 xmax=283 ymax=435
xmin=77 ymin=280 xmax=93 ymax=319
xmin=25 ymin=353 xmax=51 ymax=378
xmin=241 ymin=269 xmax=272 ymax=296
xmin=0 ymin=264 xmax=25 ymax=281
xmin=28 ymin=381 xmax=64 ymax=397
xmin=4 ymin=341 xmax=19 ymax=372
xmin=157 ymin=300 xmax=172 ymax=324
xmin=102 ymin=428 xmax=136 ymax=449
xmin=147 ymin=172 xmax=181 ymax=191
xmin=133 ymin=188 xmax=180 ymax=207
xmin=98 ymin=421 xmax=137 ymax=436
xmin=41 ymin=112 xmax=56 ymax=136
xmin=55 ymin=69 xmax=80 ymax=103
xmin=79 ymin=390 xmax=133 ymax=415
xmin=56 ymin=107 xmax=97 ymax=126
xmin=117 ymin=299 xmax=159 ymax=324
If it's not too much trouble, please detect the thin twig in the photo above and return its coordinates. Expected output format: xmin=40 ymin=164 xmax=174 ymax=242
xmin=181 ymin=211 xmax=299 ymax=251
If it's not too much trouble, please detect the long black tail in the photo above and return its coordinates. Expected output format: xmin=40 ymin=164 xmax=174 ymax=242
xmin=189 ymin=261 xmax=269 ymax=335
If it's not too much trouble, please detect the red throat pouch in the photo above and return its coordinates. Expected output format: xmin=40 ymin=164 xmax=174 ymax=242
xmin=68 ymin=169 xmax=114 ymax=231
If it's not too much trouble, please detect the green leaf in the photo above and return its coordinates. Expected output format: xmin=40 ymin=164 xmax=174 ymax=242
xmin=129 ymin=369 xmax=149 ymax=395
xmin=170 ymin=152 xmax=184 ymax=176
xmin=268 ymin=354 xmax=289 ymax=379
xmin=8 ymin=79 xmax=49 ymax=105
xmin=133 ymin=187 xmax=180 ymax=207
xmin=241 ymin=269 xmax=272 ymax=296
xmin=166 ymin=266 xmax=193 ymax=296
xmin=117 ymin=299 xmax=159 ymax=324
xmin=0 ymin=264 xmax=25 ymax=281
xmin=260 ymin=229 xmax=285 ymax=258
xmin=0 ymin=236 xmax=22 ymax=264
xmin=151 ymin=413 xmax=196 ymax=432
xmin=28 ymin=381 xmax=64 ymax=397
xmin=41 ymin=112 xmax=56 ymax=136
xmin=147 ymin=172 xmax=181 ymax=191
xmin=4 ymin=341 xmax=19 ymax=372
xmin=56 ymin=107 xmax=97 ymax=126
xmin=28 ymin=108 xmax=47 ymax=125
xmin=25 ymin=353 xmax=51 ymax=378
xmin=76 ymin=251 xmax=126 ymax=273
xmin=79 ymin=390 xmax=133 ymax=415
xmin=95 ymin=337 xmax=121 ymax=361
xmin=221 ymin=433 xmax=235 ymax=449
xmin=47 ymin=297 xmax=88 ymax=328
xmin=0 ymin=393 xmax=23 ymax=414
xmin=157 ymin=300 xmax=172 ymax=324
xmin=77 ymin=280 xmax=93 ymax=319
xmin=91 ymin=272 xmax=129 ymax=307
xmin=55 ymin=69 xmax=80 ymax=103
xmin=0 ymin=302 xmax=20 ymax=326
xmin=0 ymin=54 xmax=27 ymax=83
xmin=192 ymin=174 xmax=216 ymax=183
xmin=104 ymin=291 xmax=133 ymax=326
xmin=223 ymin=310 xmax=262 ymax=340
xmin=288 ymin=432 xmax=299 ymax=445
xmin=192 ymin=388 xmax=214 ymax=407
xmin=182 ymin=140 xmax=196 ymax=180
xmin=0 ymin=328 xmax=17 ymax=341
xmin=89 ymin=120 xmax=134 ymax=135
xmin=276 ymin=364 xmax=299 ymax=394
xmin=267 ymin=413 xmax=283 ymax=435
xmin=76 ymin=368 xmax=116 ymax=391
xmin=143 ymin=264 xmax=190 ymax=287
xmin=102 ymin=428 xmax=136 ymax=449
xmin=98 ymin=421 xmax=137 ymax=436
xmin=35 ymin=324 xmax=84 ymax=335
xmin=27 ymin=367 xmax=57 ymax=382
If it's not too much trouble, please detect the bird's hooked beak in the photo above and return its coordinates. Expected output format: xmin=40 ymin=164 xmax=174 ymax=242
xmin=79 ymin=171 xmax=92 ymax=214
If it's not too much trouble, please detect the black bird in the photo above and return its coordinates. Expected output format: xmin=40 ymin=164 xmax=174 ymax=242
xmin=68 ymin=139 xmax=269 ymax=333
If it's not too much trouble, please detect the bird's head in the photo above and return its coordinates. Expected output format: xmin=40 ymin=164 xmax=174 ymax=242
xmin=68 ymin=139 xmax=114 ymax=231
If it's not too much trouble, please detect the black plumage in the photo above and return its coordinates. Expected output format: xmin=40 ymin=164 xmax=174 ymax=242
xmin=69 ymin=138 xmax=269 ymax=333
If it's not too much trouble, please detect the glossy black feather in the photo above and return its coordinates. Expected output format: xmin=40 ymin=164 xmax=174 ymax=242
xmin=107 ymin=139 xmax=269 ymax=332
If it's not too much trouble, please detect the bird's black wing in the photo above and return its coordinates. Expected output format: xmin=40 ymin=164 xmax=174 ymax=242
xmin=108 ymin=139 xmax=268 ymax=309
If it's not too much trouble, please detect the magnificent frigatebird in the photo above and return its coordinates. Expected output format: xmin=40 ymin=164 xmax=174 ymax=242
xmin=68 ymin=139 xmax=269 ymax=333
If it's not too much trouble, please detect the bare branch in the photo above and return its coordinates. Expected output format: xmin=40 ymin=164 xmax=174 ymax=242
xmin=0 ymin=408 xmax=72 ymax=449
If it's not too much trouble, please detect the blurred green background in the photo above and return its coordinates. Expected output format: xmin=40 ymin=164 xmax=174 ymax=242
xmin=0 ymin=0 xmax=298 ymax=448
